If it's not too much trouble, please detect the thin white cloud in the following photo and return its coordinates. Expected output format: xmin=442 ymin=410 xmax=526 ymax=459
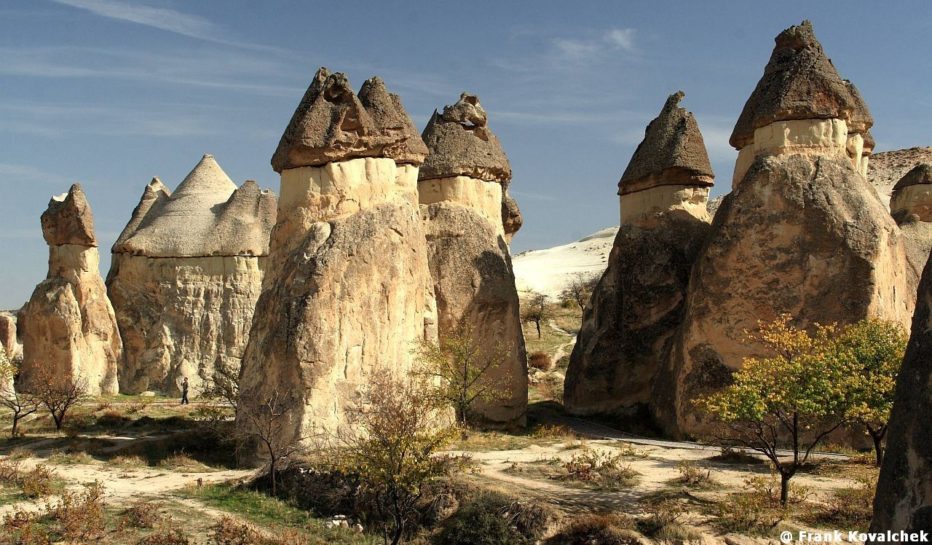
xmin=49 ymin=0 xmax=284 ymax=53
xmin=551 ymin=27 xmax=638 ymax=62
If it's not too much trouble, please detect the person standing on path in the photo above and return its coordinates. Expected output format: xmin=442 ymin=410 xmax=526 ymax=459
xmin=181 ymin=377 xmax=190 ymax=405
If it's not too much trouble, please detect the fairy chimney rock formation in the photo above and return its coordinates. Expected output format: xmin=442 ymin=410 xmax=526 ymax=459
xmin=237 ymin=68 xmax=438 ymax=442
xmin=18 ymin=184 xmax=121 ymax=395
xmin=871 ymin=253 xmax=932 ymax=534
xmin=565 ymin=92 xmax=714 ymax=417
xmin=618 ymin=91 xmax=714 ymax=226
xmin=107 ymin=155 xmax=277 ymax=395
xmin=419 ymin=93 xmax=528 ymax=423
xmin=654 ymin=21 xmax=914 ymax=438
xmin=891 ymin=165 xmax=932 ymax=222
xmin=730 ymin=21 xmax=874 ymax=188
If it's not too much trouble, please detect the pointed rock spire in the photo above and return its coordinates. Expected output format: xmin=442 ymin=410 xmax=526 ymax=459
xmin=618 ymin=91 xmax=714 ymax=196
xmin=41 ymin=183 xmax=97 ymax=247
xmin=730 ymin=20 xmax=873 ymax=149
xmin=419 ymin=93 xmax=511 ymax=183
xmin=115 ymin=155 xmax=275 ymax=257
xmin=271 ymin=67 xmax=427 ymax=172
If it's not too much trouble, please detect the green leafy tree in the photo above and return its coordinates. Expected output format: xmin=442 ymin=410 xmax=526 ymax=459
xmin=521 ymin=292 xmax=549 ymax=339
xmin=696 ymin=315 xmax=849 ymax=506
xmin=832 ymin=319 xmax=907 ymax=466
xmin=329 ymin=371 xmax=458 ymax=545
xmin=415 ymin=324 xmax=513 ymax=426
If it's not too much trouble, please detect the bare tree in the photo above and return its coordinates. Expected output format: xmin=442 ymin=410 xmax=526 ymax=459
xmin=236 ymin=390 xmax=304 ymax=496
xmin=201 ymin=360 xmax=240 ymax=411
xmin=560 ymin=274 xmax=599 ymax=310
xmin=521 ymin=292 xmax=549 ymax=339
xmin=34 ymin=368 xmax=87 ymax=431
xmin=415 ymin=324 xmax=513 ymax=426
xmin=0 ymin=351 xmax=39 ymax=437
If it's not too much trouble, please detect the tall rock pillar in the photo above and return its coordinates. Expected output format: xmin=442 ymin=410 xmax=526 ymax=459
xmin=19 ymin=184 xmax=121 ymax=395
xmin=564 ymin=92 xmax=714 ymax=422
xmin=654 ymin=21 xmax=914 ymax=437
xmin=419 ymin=93 xmax=528 ymax=424
xmin=237 ymin=68 xmax=437 ymax=442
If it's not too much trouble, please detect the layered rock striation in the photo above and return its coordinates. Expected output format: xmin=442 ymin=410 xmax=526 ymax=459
xmin=18 ymin=184 xmax=121 ymax=395
xmin=654 ymin=21 xmax=915 ymax=437
xmin=564 ymin=92 xmax=714 ymax=419
xmin=107 ymin=155 xmax=276 ymax=394
xmin=419 ymin=93 xmax=528 ymax=424
xmin=237 ymin=68 xmax=437 ymax=442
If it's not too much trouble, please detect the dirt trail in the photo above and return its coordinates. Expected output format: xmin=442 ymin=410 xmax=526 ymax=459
xmin=0 ymin=457 xmax=253 ymax=516
xmin=547 ymin=319 xmax=576 ymax=363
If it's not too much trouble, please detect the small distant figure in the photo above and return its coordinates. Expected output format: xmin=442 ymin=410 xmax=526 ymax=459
xmin=181 ymin=377 xmax=190 ymax=405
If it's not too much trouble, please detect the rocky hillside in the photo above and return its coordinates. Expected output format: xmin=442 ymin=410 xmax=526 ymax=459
xmin=869 ymin=147 xmax=932 ymax=206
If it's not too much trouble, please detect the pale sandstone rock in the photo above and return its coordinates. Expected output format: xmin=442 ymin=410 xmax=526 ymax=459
xmin=891 ymin=165 xmax=932 ymax=222
xmin=107 ymin=156 xmax=276 ymax=394
xmin=869 ymin=147 xmax=932 ymax=207
xmin=871 ymin=252 xmax=932 ymax=534
xmin=19 ymin=185 xmax=120 ymax=395
xmin=501 ymin=190 xmax=523 ymax=242
xmin=565 ymin=92 xmax=713 ymax=419
xmin=237 ymin=71 xmax=438 ymax=443
xmin=0 ymin=312 xmax=17 ymax=361
xmin=655 ymin=154 xmax=915 ymax=437
xmin=419 ymin=93 xmax=527 ymax=424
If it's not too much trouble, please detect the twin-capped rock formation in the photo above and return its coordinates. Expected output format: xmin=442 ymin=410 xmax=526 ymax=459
xmin=107 ymin=155 xmax=276 ymax=395
xmin=564 ymin=92 xmax=714 ymax=418
xmin=18 ymin=185 xmax=121 ymax=395
xmin=653 ymin=21 xmax=915 ymax=436
xmin=890 ymin=164 xmax=932 ymax=275
xmin=419 ymin=93 xmax=528 ymax=423
xmin=237 ymin=68 xmax=437 ymax=440
xmin=871 ymin=253 xmax=932 ymax=533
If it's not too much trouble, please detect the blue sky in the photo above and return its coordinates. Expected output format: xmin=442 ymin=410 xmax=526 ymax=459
xmin=1 ymin=0 xmax=930 ymax=309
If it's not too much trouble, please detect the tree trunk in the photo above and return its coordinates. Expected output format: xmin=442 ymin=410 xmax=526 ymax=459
xmin=780 ymin=471 xmax=791 ymax=507
xmin=10 ymin=414 xmax=18 ymax=437
xmin=868 ymin=425 xmax=886 ymax=467
xmin=535 ymin=320 xmax=541 ymax=339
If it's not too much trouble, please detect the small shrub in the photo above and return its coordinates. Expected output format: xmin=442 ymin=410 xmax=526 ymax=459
xmin=708 ymin=446 xmax=763 ymax=465
xmin=530 ymin=424 xmax=574 ymax=440
xmin=95 ymin=401 xmax=113 ymax=412
xmin=805 ymin=476 xmax=875 ymax=528
xmin=48 ymin=481 xmax=106 ymax=543
xmin=712 ymin=475 xmax=804 ymax=534
xmin=2 ymin=510 xmax=52 ymax=545
xmin=8 ymin=447 xmax=34 ymax=460
xmin=434 ymin=493 xmax=527 ymax=545
xmin=48 ymin=450 xmax=94 ymax=465
xmin=528 ymin=352 xmax=553 ymax=371
xmin=20 ymin=464 xmax=56 ymax=498
xmin=546 ymin=514 xmax=641 ymax=545
xmin=209 ymin=515 xmax=265 ymax=545
xmin=673 ymin=460 xmax=717 ymax=489
xmin=636 ymin=499 xmax=684 ymax=537
xmin=112 ymin=455 xmax=148 ymax=468
xmin=158 ymin=453 xmax=210 ymax=472
xmin=560 ymin=449 xmax=639 ymax=489
xmin=120 ymin=500 xmax=164 ymax=529
xmin=137 ymin=528 xmax=192 ymax=545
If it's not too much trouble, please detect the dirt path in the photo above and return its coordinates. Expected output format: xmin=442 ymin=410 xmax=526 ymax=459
xmin=0 ymin=457 xmax=254 ymax=516
xmin=547 ymin=319 xmax=576 ymax=363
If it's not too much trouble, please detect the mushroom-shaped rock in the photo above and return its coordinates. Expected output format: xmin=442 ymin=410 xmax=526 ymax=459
xmin=890 ymin=165 xmax=932 ymax=271
xmin=730 ymin=21 xmax=872 ymax=150
xmin=420 ymin=93 xmax=512 ymax=183
xmin=20 ymin=185 xmax=121 ymax=395
xmin=271 ymin=68 xmax=426 ymax=172
xmin=237 ymin=69 xmax=438 ymax=446
xmin=564 ymin=92 xmax=715 ymax=418
xmin=107 ymin=155 xmax=277 ymax=395
xmin=418 ymin=92 xmax=528 ymax=424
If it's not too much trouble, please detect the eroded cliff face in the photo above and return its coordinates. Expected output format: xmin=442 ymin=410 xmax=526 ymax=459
xmin=108 ymin=156 xmax=276 ymax=394
xmin=238 ymin=69 xmax=436 ymax=445
xmin=871 ymin=251 xmax=932 ymax=534
xmin=19 ymin=185 xmax=121 ymax=395
xmin=655 ymin=154 xmax=915 ymax=437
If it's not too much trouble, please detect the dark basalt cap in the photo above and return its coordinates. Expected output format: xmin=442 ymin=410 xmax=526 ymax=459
xmin=271 ymin=67 xmax=427 ymax=172
xmin=41 ymin=183 xmax=97 ymax=247
xmin=618 ymin=91 xmax=714 ymax=196
xmin=893 ymin=164 xmax=932 ymax=192
xmin=730 ymin=21 xmax=873 ymax=149
xmin=419 ymin=93 xmax=512 ymax=183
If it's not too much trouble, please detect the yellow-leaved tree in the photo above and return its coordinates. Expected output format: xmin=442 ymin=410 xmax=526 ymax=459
xmin=695 ymin=315 xmax=850 ymax=506
xmin=832 ymin=319 xmax=907 ymax=466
